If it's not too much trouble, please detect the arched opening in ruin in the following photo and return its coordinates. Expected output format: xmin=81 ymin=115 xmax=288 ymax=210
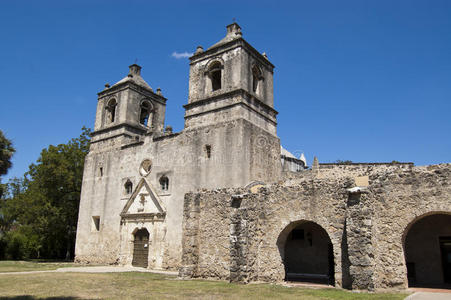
xmin=403 ymin=213 xmax=451 ymax=288
xmin=132 ymin=228 xmax=149 ymax=268
xmin=278 ymin=220 xmax=334 ymax=285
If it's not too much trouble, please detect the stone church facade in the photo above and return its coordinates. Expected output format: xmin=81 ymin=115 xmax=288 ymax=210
xmin=75 ymin=23 xmax=451 ymax=291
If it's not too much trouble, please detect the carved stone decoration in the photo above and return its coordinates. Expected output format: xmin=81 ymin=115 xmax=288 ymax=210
xmin=120 ymin=177 xmax=166 ymax=222
xmin=139 ymin=159 xmax=152 ymax=176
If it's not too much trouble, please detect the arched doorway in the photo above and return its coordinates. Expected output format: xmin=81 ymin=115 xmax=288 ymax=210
xmin=404 ymin=213 xmax=451 ymax=288
xmin=279 ymin=221 xmax=334 ymax=285
xmin=132 ymin=228 xmax=149 ymax=268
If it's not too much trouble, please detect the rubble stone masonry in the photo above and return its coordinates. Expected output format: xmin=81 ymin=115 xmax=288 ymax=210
xmin=180 ymin=163 xmax=451 ymax=291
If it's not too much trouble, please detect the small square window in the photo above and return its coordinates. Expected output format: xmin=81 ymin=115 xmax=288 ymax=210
xmin=160 ymin=176 xmax=169 ymax=191
xmin=124 ymin=180 xmax=133 ymax=195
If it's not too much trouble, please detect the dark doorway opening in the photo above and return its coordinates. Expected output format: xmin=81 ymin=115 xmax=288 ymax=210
xmin=440 ymin=237 xmax=451 ymax=284
xmin=404 ymin=214 xmax=451 ymax=288
xmin=132 ymin=228 xmax=149 ymax=268
xmin=281 ymin=221 xmax=334 ymax=285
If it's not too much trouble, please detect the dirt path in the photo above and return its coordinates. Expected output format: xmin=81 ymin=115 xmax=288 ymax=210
xmin=406 ymin=292 xmax=451 ymax=300
xmin=0 ymin=266 xmax=178 ymax=276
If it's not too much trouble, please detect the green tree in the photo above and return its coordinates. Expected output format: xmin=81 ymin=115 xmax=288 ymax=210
xmin=2 ymin=127 xmax=90 ymax=259
xmin=0 ymin=130 xmax=15 ymax=176
xmin=335 ymin=159 xmax=353 ymax=164
xmin=0 ymin=130 xmax=15 ymax=198
xmin=0 ymin=177 xmax=27 ymax=235
xmin=0 ymin=130 xmax=16 ymax=258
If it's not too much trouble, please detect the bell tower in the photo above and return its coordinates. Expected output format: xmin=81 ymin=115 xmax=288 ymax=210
xmin=90 ymin=64 xmax=167 ymax=151
xmin=184 ymin=23 xmax=278 ymax=135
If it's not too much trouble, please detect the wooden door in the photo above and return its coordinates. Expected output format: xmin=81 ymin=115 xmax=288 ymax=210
xmin=132 ymin=229 xmax=149 ymax=268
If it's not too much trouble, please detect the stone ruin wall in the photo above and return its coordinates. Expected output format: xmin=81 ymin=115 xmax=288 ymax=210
xmin=179 ymin=163 xmax=451 ymax=291
xmin=369 ymin=164 xmax=451 ymax=289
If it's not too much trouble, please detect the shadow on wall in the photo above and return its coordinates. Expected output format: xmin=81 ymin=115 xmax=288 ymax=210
xmin=341 ymin=222 xmax=351 ymax=289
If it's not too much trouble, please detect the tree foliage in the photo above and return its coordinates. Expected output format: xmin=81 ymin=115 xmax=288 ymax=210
xmin=335 ymin=159 xmax=353 ymax=164
xmin=0 ymin=127 xmax=90 ymax=260
xmin=0 ymin=130 xmax=15 ymax=198
xmin=0 ymin=130 xmax=15 ymax=176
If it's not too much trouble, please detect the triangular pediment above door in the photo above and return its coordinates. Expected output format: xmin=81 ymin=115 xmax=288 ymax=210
xmin=120 ymin=177 xmax=166 ymax=220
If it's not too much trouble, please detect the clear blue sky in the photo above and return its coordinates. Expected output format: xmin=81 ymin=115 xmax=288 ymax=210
xmin=1 ymin=0 xmax=450 ymax=181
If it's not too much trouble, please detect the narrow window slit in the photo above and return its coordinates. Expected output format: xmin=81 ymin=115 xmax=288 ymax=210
xmin=205 ymin=145 xmax=211 ymax=158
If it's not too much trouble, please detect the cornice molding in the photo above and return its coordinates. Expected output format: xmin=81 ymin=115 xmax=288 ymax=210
xmin=183 ymin=88 xmax=278 ymax=116
xmin=190 ymin=38 xmax=274 ymax=71
xmin=91 ymin=122 xmax=148 ymax=137
xmin=98 ymin=81 xmax=167 ymax=105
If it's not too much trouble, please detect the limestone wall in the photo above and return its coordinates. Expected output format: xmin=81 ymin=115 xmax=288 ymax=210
xmin=180 ymin=164 xmax=451 ymax=291
xmin=180 ymin=174 xmax=351 ymax=285
xmin=369 ymin=164 xmax=451 ymax=289
xmin=180 ymin=192 xmax=231 ymax=279
xmin=75 ymin=118 xmax=281 ymax=269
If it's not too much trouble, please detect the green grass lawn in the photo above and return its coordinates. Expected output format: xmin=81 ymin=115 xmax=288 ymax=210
xmin=0 ymin=260 xmax=75 ymax=273
xmin=0 ymin=271 xmax=408 ymax=300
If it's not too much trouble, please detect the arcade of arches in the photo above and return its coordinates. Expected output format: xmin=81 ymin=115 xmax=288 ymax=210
xmin=180 ymin=163 xmax=451 ymax=291
xmin=278 ymin=213 xmax=451 ymax=288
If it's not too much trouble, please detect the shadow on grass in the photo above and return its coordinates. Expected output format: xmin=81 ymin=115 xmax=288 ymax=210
xmin=0 ymin=259 xmax=74 ymax=264
xmin=0 ymin=296 xmax=79 ymax=300
xmin=29 ymin=259 xmax=74 ymax=263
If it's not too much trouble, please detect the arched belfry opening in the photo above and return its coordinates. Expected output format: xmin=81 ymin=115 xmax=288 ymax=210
xmin=278 ymin=221 xmax=334 ymax=285
xmin=207 ymin=61 xmax=222 ymax=91
xmin=106 ymin=98 xmax=117 ymax=124
xmin=139 ymin=101 xmax=153 ymax=127
xmin=252 ymin=65 xmax=262 ymax=93
xmin=404 ymin=213 xmax=451 ymax=288
xmin=132 ymin=228 xmax=150 ymax=268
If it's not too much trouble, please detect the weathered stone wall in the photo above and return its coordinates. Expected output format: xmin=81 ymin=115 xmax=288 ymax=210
xmin=180 ymin=173 xmax=351 ymax=285
xmin=180 ymin=192 xmax=231 ymax=279
xmin=75 ymin=118 xmax=281 ymax=269
xmin=180 ymin=164 xmax=451 ymax=291
xmin=369 ymin=164 xmax=451 ymax=290
xmin=317 ymin=162 xmax=413 ymax=178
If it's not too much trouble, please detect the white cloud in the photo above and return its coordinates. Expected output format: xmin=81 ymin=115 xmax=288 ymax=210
xmin=171 ymin=51 xmax=193 ymax=59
